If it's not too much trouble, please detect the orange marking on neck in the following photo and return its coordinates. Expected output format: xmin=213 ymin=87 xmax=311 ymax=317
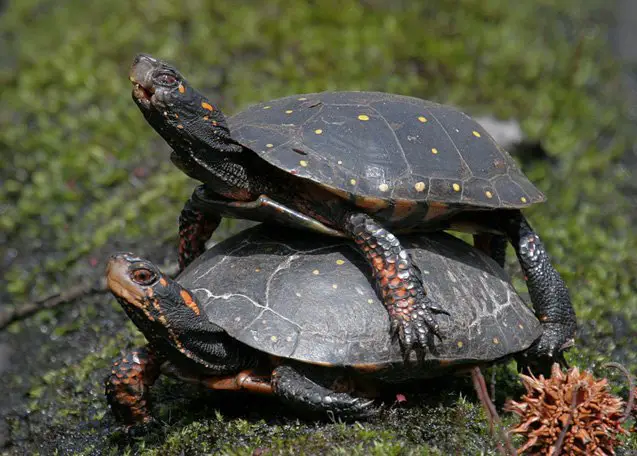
xmin=178 ymin=84 xmax=185 ymax=94
xmin=201 ymin=102 xmax=214 ymax=111
xmin=180 ymin=289 xmax=201 ymax=315
xmin=159 ymin=277 xmax=168 ymax=287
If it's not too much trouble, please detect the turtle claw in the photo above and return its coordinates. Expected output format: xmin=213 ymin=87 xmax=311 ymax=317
xmin=392 ymin=295 xmax=446 ymax=362
xmin=517 ymin=322 xmax=574 ymax=376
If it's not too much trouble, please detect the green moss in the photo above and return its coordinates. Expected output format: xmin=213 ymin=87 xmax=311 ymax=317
xmin=1 ymin=0 xmax=635 ymax=454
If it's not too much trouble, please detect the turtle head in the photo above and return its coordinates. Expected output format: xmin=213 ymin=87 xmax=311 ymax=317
xmin=106 ymin=253 xmax=206 ymax=349
xmin=129 ymin=54 xmax=243 ymax=179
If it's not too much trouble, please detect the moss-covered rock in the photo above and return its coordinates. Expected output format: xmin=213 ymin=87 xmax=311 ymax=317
xmin=0 ymin=0 xmax=635 ymax=454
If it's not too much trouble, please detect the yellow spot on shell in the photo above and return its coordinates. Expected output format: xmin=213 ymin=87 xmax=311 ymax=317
xmin=350 ymin=179 xmax=357 ymax=185
xmin=203 ymin=116 xmax=209 ymax=121
xmin=452 ymin=183 xmax=461 ymax=192
xmin=285 ymin=110 xmax=293 ymax=114
xmin=431 ymin=148 xmax=438 ymax=154
xmin=201 ymin=102 xmax=214 ymax=111
xmin=336 ymin=259 xmax=345 ymax=265
xmin=299 ymin=160 xmax=308 ymax=167
xmin=314 ymin=129 xmax=323 ymax=135
xmin=270 ymin=336 xmax=278 ymax=342
xmin=266 ymin=143 xmax=274 ymax=148
xmin=472 ymin=130 xmax=481 ymax=138
xmin=378 ymin=183 xmax=389 ymax=192
xmin=358 ymin=114 xmax=370 ymax=121
xmin=457 ymin=341 xmax=463 ymax=348
xmin=485 ymin=190 xmax=493 ymax=199
xmin=255 ymin=268 xmax=261 ymax=272
xmin=518 ymin=324 xmax=524 ymax=329
xmin=493 ymin=337 xmax=499 ymax=344
xmin=177 ymin=124 xmax=184 ymax=129
xmin=263 ymin=106 xmax=271 ymax=110
xmin=332 ymin=284 xmax=338 ymax=289
xmin=298 ymin=97 xmax=307 ymax=101
xmin=418 ymin=116 xmax=427 ymax=123
xmin=312 ymin=269 xmax=320 ymax=275
xmin=178 ymin=84 xmax=185 ymax=94
xmin=367 ymin=299 xmax=374 ymax=304
xmin=337 ymin=160 xmax=343 ymax=165
xmin=520 ymin=196 xmax=528 ymax=203
xmin=414 ymin=182 xmax=426 ymax=192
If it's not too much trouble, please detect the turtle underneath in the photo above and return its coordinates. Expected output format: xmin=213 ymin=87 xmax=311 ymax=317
xmin=105 ymin=226 xmax=552 ymax=428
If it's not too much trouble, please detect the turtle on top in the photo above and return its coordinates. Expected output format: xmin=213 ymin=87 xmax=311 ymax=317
xmin=105 ymin=226 xmax=545 ymax=427
xmin=128 ymin=53 xmax=576 ymax=364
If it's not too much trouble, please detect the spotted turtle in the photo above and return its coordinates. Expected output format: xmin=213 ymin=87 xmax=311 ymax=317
xmin=105 ymin=226 xmax=548 ymax=427
xmin=129 ymin=54 xmax=576 ymax=362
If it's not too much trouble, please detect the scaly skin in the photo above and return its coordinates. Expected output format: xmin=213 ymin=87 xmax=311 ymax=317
xmin=271 ymin=365 xmax=376 ymax=419
xmin=502 ymin=211 xmax=576 ymax=371
xmin=343 ymin=212 xmax=448 ymax=355
xmin=104 ymin=346 xmax=161 ymax=427
xmin=178 ymin=197 xmax=221 ymax=271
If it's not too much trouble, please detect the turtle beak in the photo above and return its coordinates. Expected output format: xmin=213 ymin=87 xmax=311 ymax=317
xmin=130 ymin=54 xmax=157 ymax=107
xmin=106 ymin=253 xmax=147 ymax=309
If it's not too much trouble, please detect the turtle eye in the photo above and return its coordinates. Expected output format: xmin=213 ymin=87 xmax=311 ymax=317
xmin=156 ymin=73 xmax=178 ymax=86
xmin=131 ymin=267 xmax=157 ymax=285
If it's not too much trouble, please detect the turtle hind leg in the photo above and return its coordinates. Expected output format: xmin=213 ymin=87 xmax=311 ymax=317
xmin=473 ymin=234 xmax=507 ymax=268
xmin=105 ymin=346 xmax=162 ymax=428
xmin=341 ymin=212 xmax=449 ymax=358
xmin=271 ymin=365 xmax=377 ymax=420
xmin=179 ymin=185 xmax=222 ymax=270
xmin=499 ymin=210 xmax=576 ymax=372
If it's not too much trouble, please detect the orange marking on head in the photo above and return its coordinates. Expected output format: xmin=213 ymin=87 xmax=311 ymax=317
xmin=201 ymin=101 xmax=214 ymax=111
xmin=178 ymin=84 xmax=185 ymax=94
xmin=180 ymin=289 xmax=200 ymax=316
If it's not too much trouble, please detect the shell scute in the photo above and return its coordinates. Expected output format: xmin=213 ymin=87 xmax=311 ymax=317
xmin=228 ymin=91 xmax=545 ymax=210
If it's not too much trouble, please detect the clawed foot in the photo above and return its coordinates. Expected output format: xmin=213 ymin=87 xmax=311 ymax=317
xmin=391 ymin=295 xmax=449 ymax=361
xmin=517 ymin=322 xmax=575 ymax=375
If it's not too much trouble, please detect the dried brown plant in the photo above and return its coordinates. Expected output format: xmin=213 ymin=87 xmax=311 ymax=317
xmin=505 ymin=364 xmax=627 ymax=455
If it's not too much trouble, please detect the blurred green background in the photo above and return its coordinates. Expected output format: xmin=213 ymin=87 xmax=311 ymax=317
xmin=0 ymin=0 xmax=635 ymax=454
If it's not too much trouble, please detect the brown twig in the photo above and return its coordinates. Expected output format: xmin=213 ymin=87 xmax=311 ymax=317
xmin=602 ymin=362 xmax=635 ymax=422
xmin=470 ymin=367 xmax=516 ymax=456
xmin=0 ymin=262 xmax=180 ymax=331
xmin=552 ymin=383 xmax=581 ymax=456
xmin=0 ymin=279 xmax=107 ymax=330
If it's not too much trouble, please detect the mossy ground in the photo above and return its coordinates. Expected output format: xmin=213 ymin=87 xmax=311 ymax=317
xmin=0 ymin=0 xmax=635 ymax=454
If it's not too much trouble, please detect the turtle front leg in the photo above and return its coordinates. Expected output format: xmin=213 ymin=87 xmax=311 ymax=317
xmin=500 ymin=210 xmax=576 ymax=369
xmin=179 ymin=185 xmax=222 ymax=270
xmin=105 ymin=346 xmax=162 ymax=427
xmin=271 ymin=365 xmax=377 ymax=419
xmin=342 ymin=212 xmax=448 ymax=358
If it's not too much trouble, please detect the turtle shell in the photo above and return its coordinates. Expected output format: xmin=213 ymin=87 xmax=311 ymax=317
xmin=228 ymin=91 xmax=544 ymax=208
xmin=178 ymin=225 xmax=541 ymax=370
